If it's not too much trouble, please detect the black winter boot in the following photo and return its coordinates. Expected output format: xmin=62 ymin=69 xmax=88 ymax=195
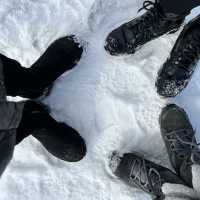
xmin=105 ymin=0 xmax=184 ymax=56
xmin=160 ymin=104 xmax=200 ymax=187
xmin=17 ymin=101 xmax=86 ymax=162
xmin=109 ymin=152 xmax=185 ymax=200
xmin=156 ymin=15 xmax=200 ymax=97
xmin=29 ymin=35 xmax=83 ymax=89
xmin=2 ymin=35 xmax=83 ymax=99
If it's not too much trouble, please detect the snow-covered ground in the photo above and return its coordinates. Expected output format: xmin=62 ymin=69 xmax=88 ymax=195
xmin=0 ymin=0 xmax=200 ymax=199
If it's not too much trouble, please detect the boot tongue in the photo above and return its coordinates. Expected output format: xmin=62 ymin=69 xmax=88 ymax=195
xmin=159 ymin=0 xmax=190 ymax=16
xmin=178 ymin=139 xmax=200 ymax=187
xmin=191 ymin=143 xmax=200 ymax=164
xmin=179 ymin=158 xmax=193 ymax=187
xmin=191 ymin=152 xmax=200 ymax=164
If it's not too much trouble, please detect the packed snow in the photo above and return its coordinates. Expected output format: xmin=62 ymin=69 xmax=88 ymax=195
xmin=0 ymin=0 xmax=200 ymax=200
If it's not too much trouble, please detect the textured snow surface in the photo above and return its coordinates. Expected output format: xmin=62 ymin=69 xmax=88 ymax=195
xmin=0 ymin=0 xmax=199 ymax=200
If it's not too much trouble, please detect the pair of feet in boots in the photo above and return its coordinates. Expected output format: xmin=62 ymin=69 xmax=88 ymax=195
xmin=110 ymin=104 xmax=200 ymax=200
xmin=4 ymin=36 xmax=86 ymax=162
xmin=105 ymin=1 xmax=200 ymax=198
xmin=105 ymin=0 xmax=200 ymax=97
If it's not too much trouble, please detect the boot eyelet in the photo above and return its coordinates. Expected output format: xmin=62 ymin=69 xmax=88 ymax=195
xmin=171 ymin=144 xmax=175 ymax=150
xmin=130 ymin=174 xmax=135 ymax=179
xmin=179 ymin=154 xmax=184 ymax=159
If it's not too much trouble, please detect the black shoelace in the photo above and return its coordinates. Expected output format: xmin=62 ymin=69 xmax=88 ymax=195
xmin=138 ymin=0 xmax=160 ymax=13
xmin=165 ymin=129 xmax=200 ymax=164
xmin=123 ymin=0 xmax=164 ymax=50
xmin=137 ymin=0 xmax=163 ymax=34
xmin=129 ymin=157 xmax=164 ymax=199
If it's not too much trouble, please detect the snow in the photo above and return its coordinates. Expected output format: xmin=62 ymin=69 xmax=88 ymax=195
xmin=0 ymin=0 xmax=199 ymax=200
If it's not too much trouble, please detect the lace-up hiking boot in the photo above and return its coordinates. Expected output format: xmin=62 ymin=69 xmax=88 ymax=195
xmin=109 ymin=152 xmax=185 ymax=200
xmin=105 ymin=0 xmax=184 ymax=56
xmin=156 ymin=15 xmax=200 ymax=97
xmin=160 ymin=104 xmax=200 ymax=187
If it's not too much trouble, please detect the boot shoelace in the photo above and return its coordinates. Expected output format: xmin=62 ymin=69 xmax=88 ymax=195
xmin=123 ymin=0 xmax=162 ymax=49
xmin=138 ymin=0 xmax=183 ymax=25
xmin=138 ymin=0 xmax=163 ymax=32
xmin=129 ymin=157 xmax=163 ymax=199
xmin=167 ymin=32 xmax=200 ymax=77
xmin=165 ymin=129 xmax=200 ymax=163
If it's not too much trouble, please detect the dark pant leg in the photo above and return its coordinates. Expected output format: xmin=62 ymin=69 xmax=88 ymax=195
xmin=0 ymin=60 xmax=24 ymax=177
xmin=160 ymin=0 xmax=200 ymax=16
xmin=0 ymin=130 xmax=16 ymax=177
xmin=0 ymin=101 xmax=24 ymax=177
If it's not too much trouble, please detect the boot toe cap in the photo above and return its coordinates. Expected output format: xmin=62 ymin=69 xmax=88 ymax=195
xmin=105 ymin=27 xmax=127 ymax=55
xmin=65 ymin=137 xmax=87 ymax=162
xmin=105 ymin=36 xmax=123 ymax=55
xmin=156 ymin=77 xmax=182 ymax=97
